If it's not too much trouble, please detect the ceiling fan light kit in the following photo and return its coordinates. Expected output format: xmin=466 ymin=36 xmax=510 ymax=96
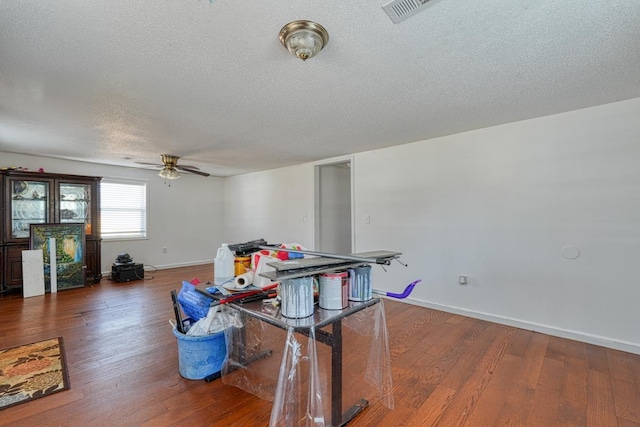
xmin=158 ymin=167 xmax=181 ymax=180
xmin=279 ymin=20 xmax=329 ymax=61
xmin=140 ymin=154 xmax=210 ymax=181
xmin=158 ymin=154 xmax=181 ymax=180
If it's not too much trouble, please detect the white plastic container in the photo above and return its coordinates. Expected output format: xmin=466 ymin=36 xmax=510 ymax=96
xmin=214 ymin=243 xmax=235 ymax=285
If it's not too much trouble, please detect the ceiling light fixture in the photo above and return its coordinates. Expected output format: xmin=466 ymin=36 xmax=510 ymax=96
xmin=158 ymin=154 xmax=181 ymax=181
xmin=158 ymin=167 xmax=180 ymax=180
xmin=279 ymin=20 xmax=329 ymax=61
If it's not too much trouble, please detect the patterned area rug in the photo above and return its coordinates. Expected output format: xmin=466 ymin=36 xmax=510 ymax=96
xmin=0 ymin=337 xmax=70 ymax=410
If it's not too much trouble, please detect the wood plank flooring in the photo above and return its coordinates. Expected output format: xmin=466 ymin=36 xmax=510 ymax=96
xmin=1 ymin=264 xmax=639 ymax=426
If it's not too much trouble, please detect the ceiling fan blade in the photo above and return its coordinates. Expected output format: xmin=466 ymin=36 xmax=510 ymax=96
xmin=176 ymin=164 xmax=201 ymax=170
xmin=135 ymin=161 xmax=162 ymax=167
xmin=177 ymin=166 xmax=210 ymax=177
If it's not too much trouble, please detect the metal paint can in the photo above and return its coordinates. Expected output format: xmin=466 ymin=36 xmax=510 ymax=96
xmin=234 ymin=256 xmax=251 ymax=276
xmin=319 ymin=272 xmax=349 ymax=310
xmin=280 ymin=276 xmax=314 ymax=318
xmin=348 ymin=265 xmax=372 ymax=301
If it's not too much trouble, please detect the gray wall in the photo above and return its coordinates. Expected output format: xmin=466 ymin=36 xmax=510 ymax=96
xmin=317 ymin=162 xmax=352 ymax=254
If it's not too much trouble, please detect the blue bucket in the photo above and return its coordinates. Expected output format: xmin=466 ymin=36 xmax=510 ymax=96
xmin=173 ymin=327 xmax=227 ymax=380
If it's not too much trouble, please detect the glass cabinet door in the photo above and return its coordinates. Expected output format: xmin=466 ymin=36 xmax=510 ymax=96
xmin=59 ymin=182 xmax=93 ymax=236
xmin=9 ymin=178 xmax=52 ymax=239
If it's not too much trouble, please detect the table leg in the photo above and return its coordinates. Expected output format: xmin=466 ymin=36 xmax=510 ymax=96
xmin=331 ymin=320 xmax=342 ymax=426
xmin=329 ymin=319 xmax=369 ymax=426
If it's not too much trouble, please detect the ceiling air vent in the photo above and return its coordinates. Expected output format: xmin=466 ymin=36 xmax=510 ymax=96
xmin=382 ymin=0 xmax=444 ymax=24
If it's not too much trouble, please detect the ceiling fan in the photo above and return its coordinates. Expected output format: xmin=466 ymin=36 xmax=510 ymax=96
xmin=138 ymin=154 xmax=210 ymax=180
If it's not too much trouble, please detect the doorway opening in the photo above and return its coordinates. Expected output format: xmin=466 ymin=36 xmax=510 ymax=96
xmin=315 ymin=160 xmax=353 ymax=254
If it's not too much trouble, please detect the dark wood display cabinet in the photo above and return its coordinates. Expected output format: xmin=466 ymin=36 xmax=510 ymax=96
xmin=1 ymin=170 xmax=102 ymax=294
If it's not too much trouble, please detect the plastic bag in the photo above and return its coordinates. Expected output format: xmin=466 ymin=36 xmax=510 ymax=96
xmin=252 ymin=251 xmax=280 ymax=289
xmin=275 ymin=243 xmax=306 ymax=261
xmin=177 ymin=281 xmax=213 ymax=321
xmin=187 ymin=305 xmax=243 ymax=336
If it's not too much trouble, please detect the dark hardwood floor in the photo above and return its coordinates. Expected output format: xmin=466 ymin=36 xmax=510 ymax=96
xmin=1 ymin=264 xmax=639 ymax=426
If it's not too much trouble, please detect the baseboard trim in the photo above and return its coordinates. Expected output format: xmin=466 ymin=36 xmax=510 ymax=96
xmin=402 ymin=297 xmax=640 ymax=356
xmin=101 ymin=259 xmax=214 ymax=277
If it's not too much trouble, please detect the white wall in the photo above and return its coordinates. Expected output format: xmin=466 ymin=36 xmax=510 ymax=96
xmin=355 ymin=97 xmax=640 ymax=354
xmin=4 ymin=96 xmax=640 ymax=354
xmin=0 ymin=153 xmax=225 ymax=274
xmin=223 ymin=163 xmax=315 ymax=247
xmin=225 ymin=97 xmax=640 ymax=354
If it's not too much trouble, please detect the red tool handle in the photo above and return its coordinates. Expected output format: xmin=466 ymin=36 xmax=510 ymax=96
xmin=218 ymin=283 xmax=278 ymax=305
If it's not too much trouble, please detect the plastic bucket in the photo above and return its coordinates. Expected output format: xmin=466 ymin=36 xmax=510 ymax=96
xmin=173 ymin=327 xmax=227 ymax=380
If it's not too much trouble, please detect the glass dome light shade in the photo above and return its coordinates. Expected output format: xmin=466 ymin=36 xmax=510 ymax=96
xmin=158 ymin=167 xmax=180 ymax=180
xmin=279 ymin=20 xmax=329 ymax=61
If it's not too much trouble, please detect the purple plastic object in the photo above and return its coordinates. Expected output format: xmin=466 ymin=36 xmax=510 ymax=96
xmin=373 ymin=279 xmax=421 ymax=299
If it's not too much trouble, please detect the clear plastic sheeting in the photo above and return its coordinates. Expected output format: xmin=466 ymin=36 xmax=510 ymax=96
xmin=343 ymin=299 xmax=394 ymax=410
xmin=271 ymin=328 xmax=324 ymax=426
xmin=222 ymin=298 xmax=393 ymax=426
xmin=187 ymin=305 xmax=243 ymax=336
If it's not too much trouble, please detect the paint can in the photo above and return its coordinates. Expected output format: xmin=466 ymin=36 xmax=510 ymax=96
xmin=348 ymin=265 xmax=372 ymax=301
xmin=280 ymin=276 xmax=314 ymax=318
xmin=234 ymin=256 xmax=251 ymax=276
xmin=319 ymin=272 xmax=349 ymax=310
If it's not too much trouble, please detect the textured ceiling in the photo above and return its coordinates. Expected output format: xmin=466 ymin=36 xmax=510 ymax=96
xmin=1 ymin=0 xmax=639 ymax=177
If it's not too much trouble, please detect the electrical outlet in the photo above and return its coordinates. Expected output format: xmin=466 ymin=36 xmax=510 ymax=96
xmin=163 ymin=247 xmax=168 ymax=254
xmin=364 ymin=215 xmax=371 ymax=224
xmin=458 ymin=275 xmax=467 ymax=285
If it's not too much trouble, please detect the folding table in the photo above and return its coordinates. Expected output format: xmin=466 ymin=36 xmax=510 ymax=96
xmin=223 ymin=297 xmax=394 ymax=426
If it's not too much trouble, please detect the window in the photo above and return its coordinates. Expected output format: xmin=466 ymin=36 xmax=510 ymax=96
xmin=100 ymin=179 xmax=148 ymax=240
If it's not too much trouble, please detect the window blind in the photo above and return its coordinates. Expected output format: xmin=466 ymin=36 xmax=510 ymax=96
xmin=100 ymin=179 xmax=148 ymax=239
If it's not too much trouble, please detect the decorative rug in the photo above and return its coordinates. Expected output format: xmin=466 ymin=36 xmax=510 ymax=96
xmin=0 ymin=337 xmax=70 ymax=410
